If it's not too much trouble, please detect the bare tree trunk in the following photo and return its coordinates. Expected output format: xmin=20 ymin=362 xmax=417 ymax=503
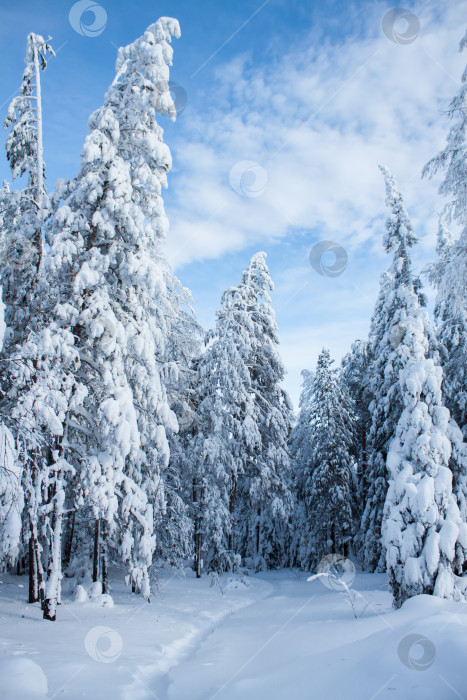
xmin=43 ymin=508 xmax=62 ymax=621
xmin=100 ymin=520 xmax=109 ymax=594
xmin=228 ymin=472 xmax=237 ymax=555
xmin=28 ymin=530 xmax=38 ymax=603
xmin=63 ymin=509 xmax=75 ymax=570
xmin=32 ymin=40 xmax=44 ymax=271
xmin=28 ymin=520 xmax=45 ymax=604
xmin=92 ymin=518 xmax=100 ymax=584
xmin=193 ymin=478 xmax=202 ymax=578
xmin=35 ymin=531 xmax=45 ymax=606
xmin=102 ymin=547 xmax=109 ymax=595
xmin=256 ymin=506 xmax=261 ymax=559
xmin=194 ymin=523 xmax=201 ymax=579
xmin=43 ymin=468 xmax=64 ymax=621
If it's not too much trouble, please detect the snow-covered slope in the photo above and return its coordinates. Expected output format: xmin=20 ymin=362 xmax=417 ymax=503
xmin=0 ymin=569 xmax=466 ymax=699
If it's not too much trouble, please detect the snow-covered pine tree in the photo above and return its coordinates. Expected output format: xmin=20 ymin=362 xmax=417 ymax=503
xmin=157 ymin=277 xmax=202 ymax=570
xmin=190 ymin=282 xmax=259 ymax=576
xmin=293 ymin=349 xmax=357 ymax=570
xmin=10 ymin=321 xmax=80 ymax=619
xmin=106 ymin=17 xmax=185 ymax=594
xmin=234 ymin=253 xmax=293 ymax=569
xmin=363 ymin=167 xmax=467 ymax=607
xmin=422 ymin=30 xmax=467 ymax=440
xmin=289 ymin=370 xmax=314 ymax=482
xmin=289 ymin=369 xmax=314 ymax=565
xmin=341 ymin=340 xmax=370 ymax=524
xmin=41 ymin=18 xmax=182 ymax=602
xmin=0 ymin=423 xmax=21 ymax=569
xmin=424 ymin=216 xmax=467 ymax=525
xmin=360 ymin=167 xmax=433 ymax=572
xmin=382 ymin=317 xmax=467 ymax=607
xmin=0 ymin=289 xmax=23 ymax=570
xmin=0 ymin=33 xmax=54 ymax=347
xmin=0 ymin=33 xmax=57 ymax=607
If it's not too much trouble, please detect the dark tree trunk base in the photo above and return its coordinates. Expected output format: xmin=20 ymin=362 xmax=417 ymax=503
xmin=42 ymin=598 xmax=56 ymax=621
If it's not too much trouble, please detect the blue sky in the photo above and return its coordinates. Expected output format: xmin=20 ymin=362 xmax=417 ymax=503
xmin=1 ymin=0 xmax=466 ymax=407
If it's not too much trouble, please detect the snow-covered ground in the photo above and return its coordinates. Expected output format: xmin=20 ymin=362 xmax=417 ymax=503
xmin=0 ymin=568 xmax=466 ymax=699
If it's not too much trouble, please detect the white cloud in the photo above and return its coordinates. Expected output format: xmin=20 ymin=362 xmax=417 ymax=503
xmin=163 ymin=0 xmax=467 ymax=407
xmin=167 ymin=2 xmax=466 ymax=265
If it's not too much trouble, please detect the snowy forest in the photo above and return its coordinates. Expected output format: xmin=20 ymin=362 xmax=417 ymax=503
xmin=0 ymin=10 xmax=467 ymax=699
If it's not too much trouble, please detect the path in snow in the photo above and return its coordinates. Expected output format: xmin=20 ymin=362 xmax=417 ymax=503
xmin=1 ymin=568 xmax=467 ymax=699
xmin=161 ymin=571 xmax=467 ymax=700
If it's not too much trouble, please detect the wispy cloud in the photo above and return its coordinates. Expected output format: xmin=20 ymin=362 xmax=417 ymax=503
xmin=164 ymin=1 xmax=466 ymax=406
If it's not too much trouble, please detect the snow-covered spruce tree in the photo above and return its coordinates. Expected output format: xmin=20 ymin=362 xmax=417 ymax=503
xmin=0 ymin=423 xmax=21 ymax=570
xmin=289 ymin=369 xmax=314 ymax=565
xmin=0 ymin=289 xmax=23 ymax=570
xmin=422 ymin=29 xmax=467 ymax=440
xmin=341 ymin=339 xmax=370 ymax=525
xmin=0 ymin=34 xmax=57 ymax=604
xmin=10 ymin=322 xmax=80 ymax=619
xmin=360 ymin=167 xmax=435 ymax=572
xmin=108 ymin=17 xmax=184 ymax=594
xmin=43 ymin=18 xmax=182 ymax=601
xmin=190 ymin=282 xmax=260 ymax=576
xmin=289 ymin=370 xmax=314 ymax=483
xmin=424 ymin=216 xmax=467 ymax=524
xmin=364 ymin=167 xmax=467 ymax=606
xmin=0 ymin=33 xmax=54 ymax=348
xmin=235 ymin=253 xmax=293 ymax=569
xmin=293 ymin=370 xmax=315 ymax=423
xmin=293 ymin=349 xmax=357 ymax=570
xmin=382 ymin=322 xmax=467 ymax=607
xmin=156 ymin=278 xmax=202 ymax=570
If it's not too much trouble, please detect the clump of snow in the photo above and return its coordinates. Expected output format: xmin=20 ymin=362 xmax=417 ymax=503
xmin=89 ymin=581 xmax=103 ymax=598
xmin=0 ymin=657 xmax=48 ymax=699
xmin=73 ymin=584 xmax=88 ymax=603
xmin=95 ymin=593 xmax=114 ymax=607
